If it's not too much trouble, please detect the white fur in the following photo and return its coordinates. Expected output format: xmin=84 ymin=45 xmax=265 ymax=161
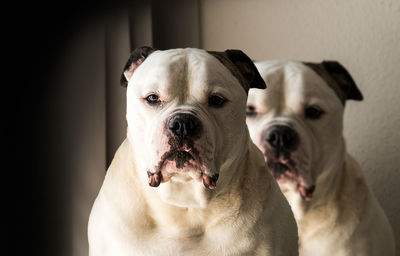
xmin=88 ymin=49 xmax=298 ymax=255
xmin=246 ymin=60 xmax=395 ymax=256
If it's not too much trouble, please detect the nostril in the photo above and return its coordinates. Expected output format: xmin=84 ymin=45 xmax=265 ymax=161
xmin=168 ymin=119 xmax=181 ymax=131
xmin=283 ymin=128 xmax=299 ymax=150
xmin=283 ymin=132 xmax=293 ymax=145
xmin=187 ymin=119 xmax=197 ymax=133
xmin=266 ymin=131 xmax=279 ymax=147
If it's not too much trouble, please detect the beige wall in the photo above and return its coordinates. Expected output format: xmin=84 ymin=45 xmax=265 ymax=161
xmin=201 ymin=0 xmax=400 ymax=253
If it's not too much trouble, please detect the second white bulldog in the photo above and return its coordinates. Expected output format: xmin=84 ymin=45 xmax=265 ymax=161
xmin=88 ymin=48 xmax=298 ymax=255
xmin=246 ymin=60 xmax=395 ymax=256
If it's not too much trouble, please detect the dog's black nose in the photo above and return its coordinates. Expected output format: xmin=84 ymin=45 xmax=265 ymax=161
xmin=265 ymin=125 xmax=299 ymax=151
xmin=167 ymin=113 xmax=202 ymax=139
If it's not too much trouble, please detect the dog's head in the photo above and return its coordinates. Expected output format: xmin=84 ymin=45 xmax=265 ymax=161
xmin=246 ymin=60 xmax=362 ymax=201
xmin=122 ymin=47 xmax=265 ymax=207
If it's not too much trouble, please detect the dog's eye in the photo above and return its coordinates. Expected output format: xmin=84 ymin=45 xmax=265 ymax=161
xmin=208 ymin=95 xmax=226 ymax=108
xmin=305 ymin=106 xmax=325 ymax=120
xmin=246 ymin=105 xmax=257 ymax=117
xmin=145 ymin=94 xmax=161 ymax=105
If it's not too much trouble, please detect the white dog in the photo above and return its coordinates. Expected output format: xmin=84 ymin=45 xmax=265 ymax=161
xmin=88 ymin=48 xmax=299 ymax=256
xmin=246 ymin=60 xmax=395 ymax=256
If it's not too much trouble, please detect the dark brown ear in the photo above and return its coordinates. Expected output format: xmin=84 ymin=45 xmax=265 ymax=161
xmin=208 ymin=49 xmax=266 ymax=93
xmin=321 ymin=61 xmax=363 ymax=101
xmin=120 ymin=46 xmax=155 ymax=87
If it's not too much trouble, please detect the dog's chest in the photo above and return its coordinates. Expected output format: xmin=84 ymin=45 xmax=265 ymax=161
xmin=297 ymin=209 xmax=350 ymax=256
xmin=114 ymin=224 xmax=259 ymax=256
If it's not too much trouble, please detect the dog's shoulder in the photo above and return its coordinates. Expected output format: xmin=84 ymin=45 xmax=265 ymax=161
xmin=342 ymin=154 xmax=395 ymax=255
xmin=88 ymin=139 xmax=159 ymax=254
xmin=243 ymin=143 xmax=299 ymax=255
xmin=337 ymin=154 xmax=370 ymax=211
xmin=303 ymin=153 xmax=395 ymax=255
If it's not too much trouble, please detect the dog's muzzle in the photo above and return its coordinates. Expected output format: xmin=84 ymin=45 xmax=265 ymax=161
xmin=262 ymin=124 xmax=316 ymax=201
xmin=262 ymin=125 xmax=300 ymax=179
xmin=147 ymin=113 xmax=219 ymax=189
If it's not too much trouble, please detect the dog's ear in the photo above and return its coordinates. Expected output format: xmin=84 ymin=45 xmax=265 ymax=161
xmin=225 ymin=50 xmax=267 ymax=91
xmin=305 ymin=61 xmax=363 ymax=104
xmin=321 ymin=61 xmax=363 ymax=102
xmin=208 ymin=50 xmax=266 ymax=93
xmin=120 ymin=46 xmax=155 ymax=87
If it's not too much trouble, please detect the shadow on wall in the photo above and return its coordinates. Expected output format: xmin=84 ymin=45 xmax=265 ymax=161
xmin=200 ymin=0 xmax=400 ymax=254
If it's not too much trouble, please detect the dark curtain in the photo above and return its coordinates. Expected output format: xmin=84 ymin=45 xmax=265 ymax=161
xmin=25 ymin=1 xmax=200 ymax=256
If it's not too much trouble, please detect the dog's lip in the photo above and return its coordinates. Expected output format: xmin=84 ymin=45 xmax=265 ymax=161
xmin=266 ymin=153 xmax=316 ymax=201
xmin=266 ymin=154 xmax=298 ymax=180
xmin=147 ymin=149 xmax=219 ymax=190
xmin=298 ymin=184 xmax=316 ymax=201
xmin=169 ymin=150 xmax=195 ymax=160
xmin=161 ymin=149 xmax=196 ymax=165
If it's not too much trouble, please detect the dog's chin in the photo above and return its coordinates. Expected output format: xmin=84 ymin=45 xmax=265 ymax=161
xmin=160 ymin=151 xmax=202 ymax=176
xmin=147 ymin=150 xmax=219 ymax=190
xmin=161 ymin=159 xmax=203 ymax=181
xmin=267 ymin=162 xmax=298 ymax=184
xmin=266 ymin=156 xmax=316 ymax=202
xmin=150 ymin=151 xmax=217 ymax=208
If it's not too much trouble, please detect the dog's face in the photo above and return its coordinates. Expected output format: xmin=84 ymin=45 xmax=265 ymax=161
xmin=122 ymin=47 xmax=265 ymax=208
xmin=246 ymin=60 xmax=362 ymax=201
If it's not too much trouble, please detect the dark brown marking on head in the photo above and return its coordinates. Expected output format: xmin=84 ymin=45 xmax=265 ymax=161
xmin=207 ymin=49 xmax=267 ymax=93
xmin=304 ymin=61 xmax=363 ymax=105
xmin=120 ymin=46 xmax=155 ymax=87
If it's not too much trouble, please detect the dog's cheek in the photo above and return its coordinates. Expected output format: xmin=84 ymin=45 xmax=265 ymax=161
xmin=197 ymin=121 xmax=217 ymax=169
xmin=127 ymin=105 xmax=164 ymax=168
xmin=302 ymin=134 xmax=320 ymax=183
xmin=287 ymin=122 xmax=312 ymax=174
xmin=219 ymin=120 xmax=246 ymax=164
xmin=147 ymin=117 xmax=171 ymax=163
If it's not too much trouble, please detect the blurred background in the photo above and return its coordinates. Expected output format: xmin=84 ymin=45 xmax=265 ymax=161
xmin=22 ymin=0 xmax=399 ymax=255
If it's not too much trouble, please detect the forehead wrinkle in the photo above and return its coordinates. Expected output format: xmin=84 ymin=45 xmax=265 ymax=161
xmin=188 ymin=54 xmax=242 ymax=100
xmin=264 ymin=67 xmax=286 ymax=115
xmin=187 ymin=53 xmax=207 ymax=99
xmin=304 ymin=75 xmax=343 ymax=113
xmin=157 ymin=54 xmax=189 ymax=103
xmin=281 ymin=64 xmax=308 ymax=114
xmin=301 ymin=68 xmax=342 ymax=106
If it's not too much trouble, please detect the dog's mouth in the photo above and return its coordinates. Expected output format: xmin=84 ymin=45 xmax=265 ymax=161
xmin=147 ymin=149 xmax=219 ymax=190
xmin=265 ymin=150 xmax=298 ymax=181
xmin=164 ymin=150 xmax=196 ymax=169
xmin=298 ymin=184 xmax=315 ymax=201
xmin=265 ymin=150 xmax=315 ymax=201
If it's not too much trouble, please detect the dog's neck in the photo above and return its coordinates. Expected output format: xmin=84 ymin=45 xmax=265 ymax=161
xmin=128 ymin=130 xmax=252 ymax=226
xmin=103 ymin=133 xmax=273 ymax=240
xmin=284 ymin=137 xmax=347 ymax=221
